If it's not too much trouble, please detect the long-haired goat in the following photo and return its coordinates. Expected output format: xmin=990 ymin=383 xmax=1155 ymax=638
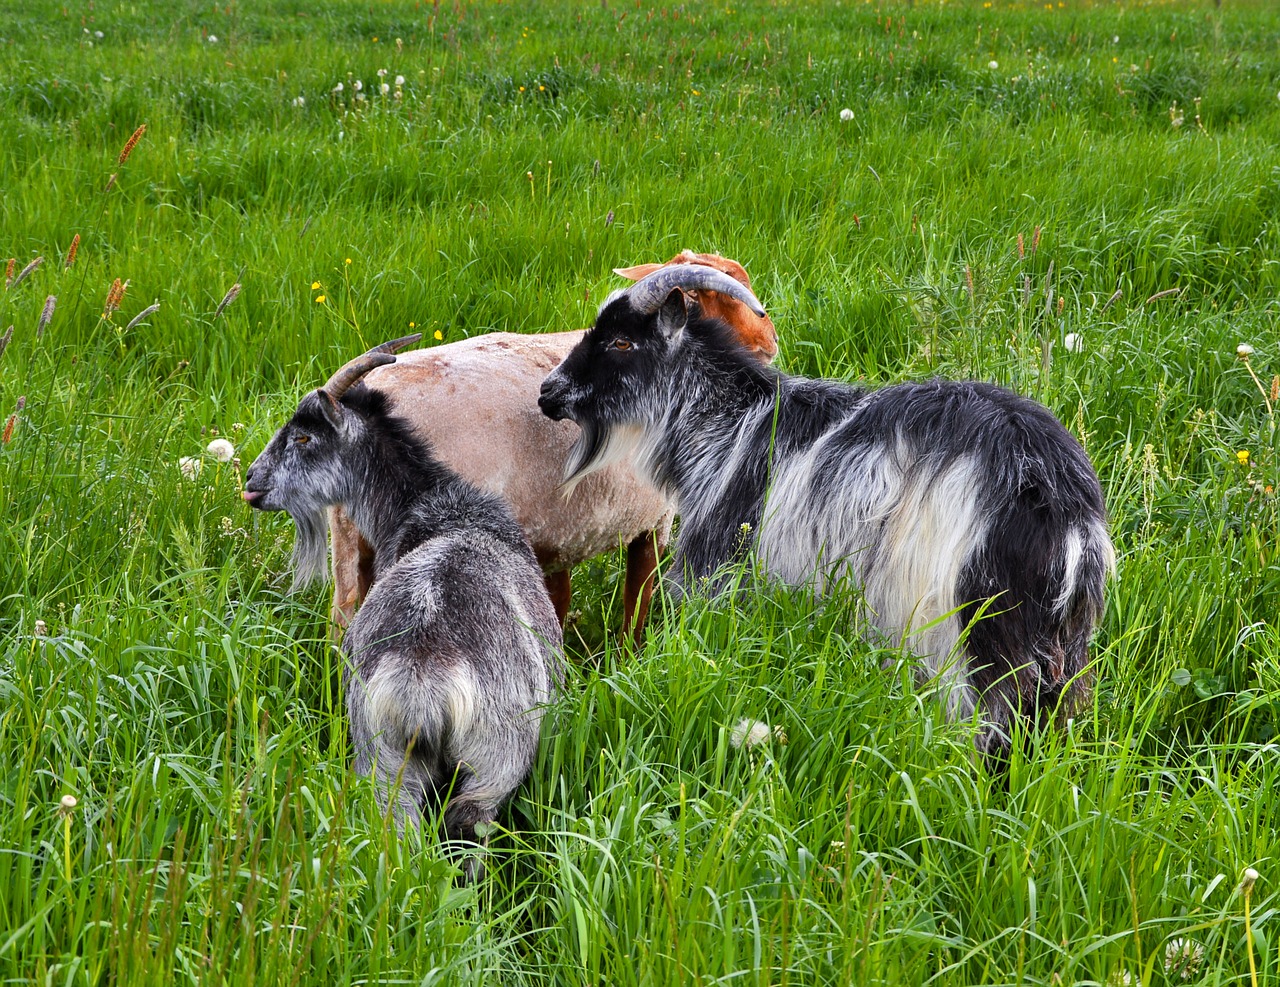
xmin=329 ymin=250 xmax=778 ymax=641
xmin=538 ymin=266 xmax=1114 ymax=758
xmin=245 ymin=336 xmax=563 ymax=875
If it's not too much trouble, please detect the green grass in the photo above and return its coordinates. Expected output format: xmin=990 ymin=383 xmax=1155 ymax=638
xmin=2 ymin=0 xmax=1279 ymax=982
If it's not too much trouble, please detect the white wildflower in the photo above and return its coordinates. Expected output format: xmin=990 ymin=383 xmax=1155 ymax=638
xmin=1241 ymin=867 xmax=1260 ymax=893
xmin=94 ymin=30 xmax=103 ymax=38
xmin=1163 ymin=938 xmax=1205 ymax=981
xmin=380 ymin=83 xmax=390 ymax=95
xmin=1236 ymin=342 xmax=1254 ymax=358
xmin=208 ymin=34 xmax=218 ymax=43
xmin=839 ymin=107 xmax=854 ymax=121
xmin=34 ymin=619 xmax=49 ymax=636
xmin=206 ymin=438 xmax=235 ymax=462
xmin=179 ymin=456 xmax=202 ymax=480
xmin=395 ymin=74 xmax=405 ymax=86
xmin=730 ymin=718 xmax=772 ymax=749
xmin=353 ymin=79 xmax=363 ymax=91
xmin=292 ymin=95 xmax=305 ymax=107
xmin=59 ymin=794 xmax=78 ymax=812
xmin=377 ymin=68 xmax=387 ymax=77
xmin=333 ymin=81 xmax=344 ymax=92
xmin=1062 ymin=333 xmax=1084 ymax=353
xmin=1113 ymin=35 xmax=1120 ymax=43
xmin=988 ymin=60 xmax=999 ymax=70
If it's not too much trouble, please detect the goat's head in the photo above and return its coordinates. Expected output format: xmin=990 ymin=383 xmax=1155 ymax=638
xmin=538 ymin=264 xmax=765 ymax=488
xmin=244 ymin=334 xmax=421 ymax=588
xmin=614 ymin=250 xmax=778 ymax=362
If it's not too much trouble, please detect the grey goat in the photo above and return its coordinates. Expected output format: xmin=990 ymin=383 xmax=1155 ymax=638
xmin=244 ymin=336 xmax=563 ymax=873
xmin=539 ymin=266 xmax=1113 ymax=762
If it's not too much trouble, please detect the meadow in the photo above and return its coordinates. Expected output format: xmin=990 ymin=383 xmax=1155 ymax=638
xmin=2 ymin=0 xmax=1279 ymax=982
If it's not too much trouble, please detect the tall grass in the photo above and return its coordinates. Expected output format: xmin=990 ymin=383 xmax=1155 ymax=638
xmin=2 ymin=0 xmax=1278 ymax=983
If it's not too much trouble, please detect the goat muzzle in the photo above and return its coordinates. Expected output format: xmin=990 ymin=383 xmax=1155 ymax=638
xmin=538 ymin=376 xmax=571 ymax=421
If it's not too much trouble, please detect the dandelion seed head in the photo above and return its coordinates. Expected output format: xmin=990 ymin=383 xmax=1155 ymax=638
xmin=35 ymin=619 xmax=49 ymax=637
xmin=208 ymin=34 xmax=218 ymax=43
xmin=988 ymin=59 xmax=999 ymax=69
xmin=60 ymin=794 xmax=77 ymax=811
xmin=839 ymin=107 xmax=854 ymax=121
xmin=1062 ymin=333 xmax=1083 ymax=353
xmin=1236 ymin=342 xmax=1254 ymax=358
xmin=730 ymin=718 xmax=772 ymax=749
xmin=206 ymin=438 xmax=235 ymax=462
xmin=395 ymin=75 xmax=405 ymax=86
xmin=1163 ymin=938 xmax=1204 ymax=981
xmin=179 ymin=456 xmax=202 ymax=480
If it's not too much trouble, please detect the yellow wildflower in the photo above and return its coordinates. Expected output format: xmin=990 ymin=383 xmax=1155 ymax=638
xmin=315 ymin=294 xmax=326 ymax=304
xmin=433 ymin=330 xmax=443 ymax=340
xmin=345 ymin=258 xmax=352 ymax=265
xmin=1237 ymin=450 xmax=1250 ymax=465
xmin=311 ymin=281 xmax=321 ymax=289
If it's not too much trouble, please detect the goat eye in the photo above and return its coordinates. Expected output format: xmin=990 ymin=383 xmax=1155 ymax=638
xmin=294 ymin=434 xmax=311 ymax=445
xmin=612 ymin=338 xmax=633 ymax=352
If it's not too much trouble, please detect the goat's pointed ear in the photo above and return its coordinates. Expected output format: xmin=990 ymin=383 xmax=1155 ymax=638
xmin=614 ymin=262 xmax=664 ymax=282
xmin=656 ymin=288 xmax=688 ymax=342
xmin=316 ymin=388 xmax=347 ymax=430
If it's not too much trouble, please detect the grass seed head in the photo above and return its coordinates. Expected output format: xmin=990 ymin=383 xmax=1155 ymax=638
xmin=65 ymin=234 xmax=80 ymax=268
xmin=11 ymin=256 xmax=43 ymax=289
xmin=118 ymin=124 xmax=146 ymax=165
xmin=213 ymin=283 xmax=241 ymax=318
xmin=37 ymin=295 xmax=56 ymax=337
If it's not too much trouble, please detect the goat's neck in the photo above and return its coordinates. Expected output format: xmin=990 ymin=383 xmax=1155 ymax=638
xmin=344 ymin=443 xmax=442 ymax=567
xmin=655 ymin=353 xmax=779 ymax=496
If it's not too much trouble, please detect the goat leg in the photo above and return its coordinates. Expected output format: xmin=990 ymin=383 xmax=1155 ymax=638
xmin=622 ymin=530 xmax=663 ymax=644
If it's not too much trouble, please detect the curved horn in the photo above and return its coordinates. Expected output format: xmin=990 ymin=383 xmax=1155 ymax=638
xmin=625 ymin=263 xmax=766 ymax=318
xmin=322 ymin=333 xmax=423 ymax=401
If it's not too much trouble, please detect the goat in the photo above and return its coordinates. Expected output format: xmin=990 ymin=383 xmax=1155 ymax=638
xmin=244 ymin=336 xmax=563 ymax=876
xmin=329 ymin=250 xmax=778 ymax=642
xmin=538 ymin=265 xmax=1114 ymax=759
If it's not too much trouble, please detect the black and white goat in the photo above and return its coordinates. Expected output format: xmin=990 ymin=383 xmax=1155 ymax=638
xmin=538 ymin=266 xmax=1113 ymax=757
xmin=244 ymin=336 xmax=563 ymax=873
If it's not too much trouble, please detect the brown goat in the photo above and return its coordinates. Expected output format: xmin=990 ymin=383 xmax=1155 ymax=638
xmin=329 ymin=251 xmax=776 ymax=640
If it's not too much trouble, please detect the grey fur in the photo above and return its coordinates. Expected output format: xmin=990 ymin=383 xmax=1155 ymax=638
xmin=540 ymin=288 xmax=1113 ymax=762
xmin=246 ymin=352 xmax=563 ymax=876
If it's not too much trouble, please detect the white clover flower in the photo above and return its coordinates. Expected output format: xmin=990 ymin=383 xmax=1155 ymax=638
xmin=353 ymin=79 xmax=363 ymax=91
xmin=179 ymin=456 xmax=202 ymax=480
xmin=1062 ymin=333 xmax=1083 ymax=353
xmin=395 ymin=74 xmax=405 ymax=86
xmin=206 ymin=438 xmax=235 ymax=462
xmin=1237 ymin=342 xmax=1255 ymax=358
xmin=380 ymin=83 xmax=390 ymax=95
xmin=839 ymin=107 xmax=854 ymax=121
xmin=292 ymin=95 xmax=305 ymax=107
xmin=730 ymin=718 xmax=772 ymax=749
xmin=1163 ymin=938 xmax=1205 ymax=981
xmin=988 ymin=59 xmax=999 ymax=70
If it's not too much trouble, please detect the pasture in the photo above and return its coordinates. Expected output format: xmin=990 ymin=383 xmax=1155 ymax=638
xmin=2 ymin=0 xmax=1279 ymax=982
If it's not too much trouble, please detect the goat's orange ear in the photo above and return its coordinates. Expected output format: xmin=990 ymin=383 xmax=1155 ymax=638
xmin=613 ymin=263 xmax=664 ymax=281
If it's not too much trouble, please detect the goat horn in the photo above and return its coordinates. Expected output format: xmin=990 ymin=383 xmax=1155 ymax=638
xmin=321 ymin=333 xmax=423 ymax=401
xmin=625 ymin=263 xmax=767 ymax=318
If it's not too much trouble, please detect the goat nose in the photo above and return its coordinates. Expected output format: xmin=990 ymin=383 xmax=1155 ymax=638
xmin=538 ymin=375 xmax=567 ymax=420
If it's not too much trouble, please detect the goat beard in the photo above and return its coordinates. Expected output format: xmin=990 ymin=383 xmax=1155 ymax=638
xmin=287 ymin=507 xmax=331 ymax=592
xmin=561 ymin=420 xmax=648 ymax=498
